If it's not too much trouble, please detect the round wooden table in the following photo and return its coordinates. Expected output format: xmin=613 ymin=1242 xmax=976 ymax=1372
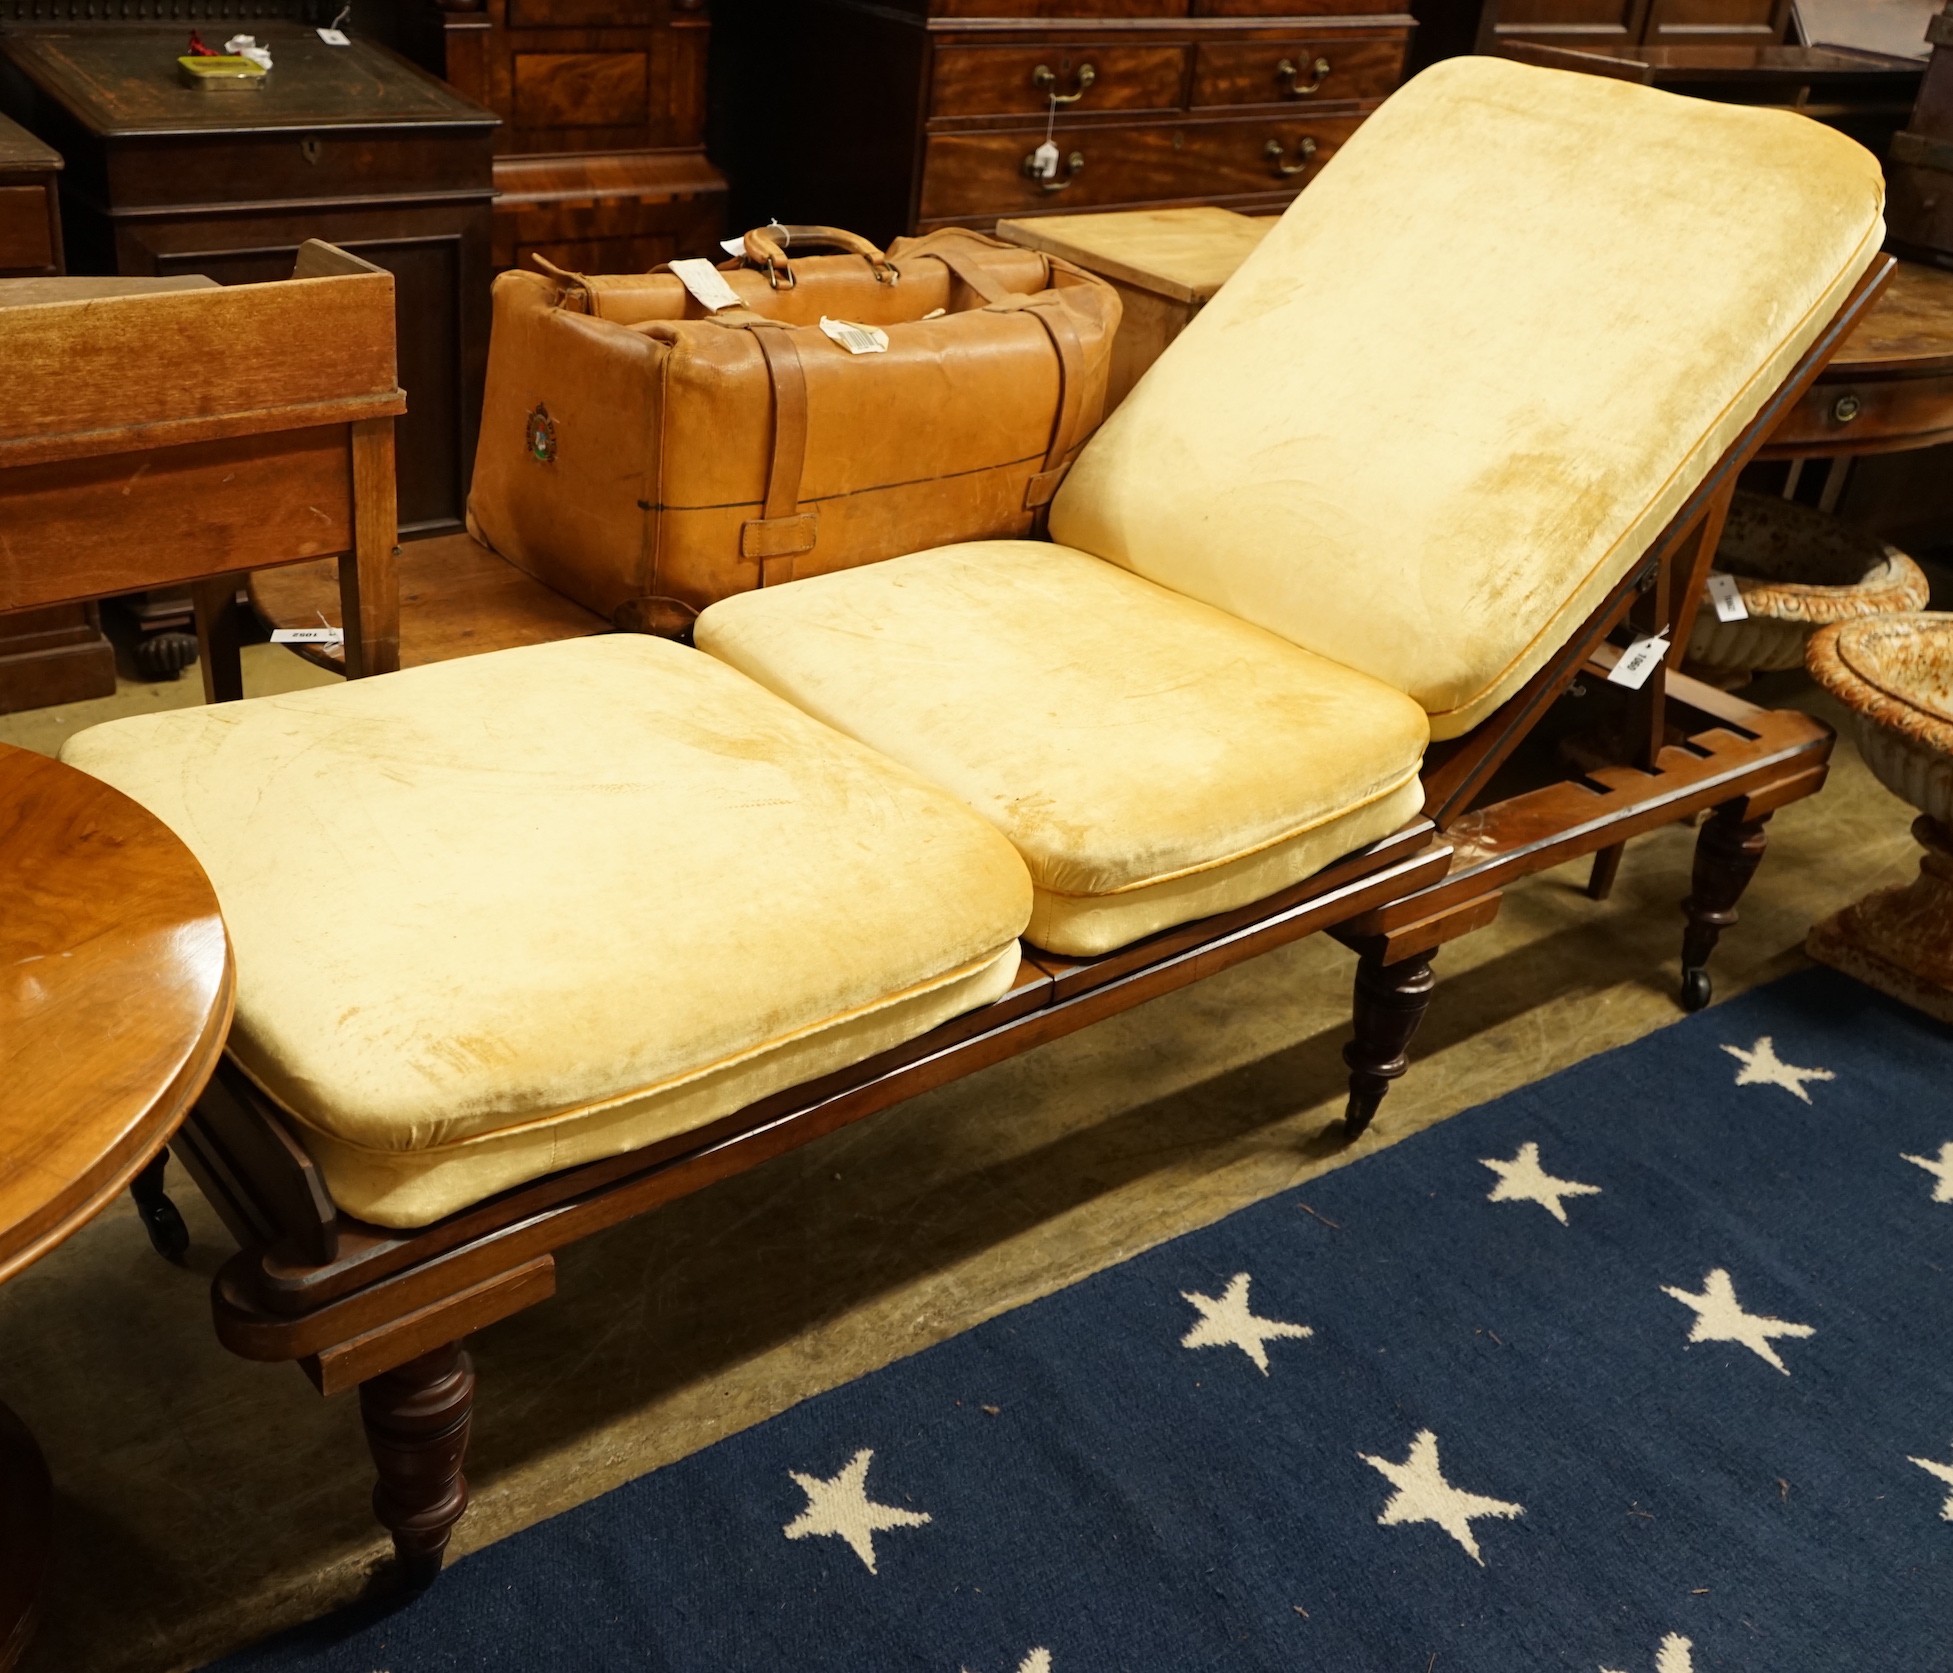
xmin=0 ymin=743 xmax=232 ymax=1670
xmin=1762 ymin=259 xmax=1953 ymax=460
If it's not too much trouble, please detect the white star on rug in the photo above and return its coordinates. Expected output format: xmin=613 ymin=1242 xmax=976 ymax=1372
xmin=1660 ymin=1268 xmax=1814 ymax=1375
xmin=962 ymin=1653 xmax=1051 ymax=1673
xmin=1907 ymin=1446 xmax=1953 ymax=1521
xmin=782 ymin=1448 xmax=931 ymax=1573
xmin=1602 ymin=1631 xmax=1696 ymax=1673
xmin=1902 ymin=1142 xmax=1953 ymax=1203
xmin=1180 ymin=1272 xmax=1313 ymax=1375
xmin=1481 ymin=1141 xmax=1602 ymax=1224
xmin=1720 ymin=1036 xmax=1834 ymax=1103
xmin=1357 ymin=1428 xmax=1524 ymax=1565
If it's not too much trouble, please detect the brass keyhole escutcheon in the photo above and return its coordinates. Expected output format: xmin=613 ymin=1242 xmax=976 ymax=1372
xmin=300 ymin=135 xmax=324 ymax=166
xmin=1277 ymin=56 xmax=1333 ymax=98
xmin=1832 ymin=393 xmax=1863 ymax=424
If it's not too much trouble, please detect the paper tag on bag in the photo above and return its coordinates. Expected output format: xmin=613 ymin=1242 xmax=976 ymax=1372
xmin=670 ymin=257 xmax=742 ymax=313
xmin=271 ymin=627 xmax=344 ymax=647
xmin=721 ymin=236 xmax=746 ymax=257
xmin=1606 ymin=633 xmax=1670 ymax=691
xmin=316 ymin=27 xmax=351 ymax=44
xmin=1705 ymin=571 xmax=1749 ymax=624
xmin=820 ymin=316 xmax=889 ymax=355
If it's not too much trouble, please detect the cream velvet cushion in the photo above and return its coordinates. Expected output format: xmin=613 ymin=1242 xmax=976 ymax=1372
xmin=59 ymin=638 xmax=1031 ymax=1227
xmin=697 ymin=542 xmax=1429 ymax=956
xmin=1050 ymin=55 xmax=1886 ymax=739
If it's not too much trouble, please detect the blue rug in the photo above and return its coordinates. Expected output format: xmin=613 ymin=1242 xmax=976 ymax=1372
xmin=215 ymin=969 xmax=1953 ymax=1672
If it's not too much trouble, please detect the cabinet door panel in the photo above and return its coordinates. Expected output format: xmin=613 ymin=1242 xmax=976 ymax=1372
xmin=1191 ymin=34 xmax=1405 ymax=107
xmin=919 ymin=114 xmax=1359 ymax=220
xmin=932 ymin=44 xmax=1187 ymax=119
xmin=0 ymin=184 xmax=53 ymax=272
xmin=513 ymin=53 xmax=651 ymax=130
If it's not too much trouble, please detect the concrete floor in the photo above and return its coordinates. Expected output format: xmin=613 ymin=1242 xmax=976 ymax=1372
xmin=0 ymin=646 xmax=1931 ymax=1672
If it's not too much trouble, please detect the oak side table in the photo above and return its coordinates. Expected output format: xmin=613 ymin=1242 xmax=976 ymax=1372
xmin=0 ymin=743 xmax=233 ymax=1670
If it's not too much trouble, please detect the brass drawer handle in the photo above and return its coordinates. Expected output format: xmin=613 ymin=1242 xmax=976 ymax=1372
xmin=1032 ymin=63 xmax=1097 ymax=105
xmin=1023 ymin=147 xmax=1086 ymax=191
xmin=1265 ymin=135 xmax=1318 ymax=178
xmin=1832 ymin=393 xmax=1863 ymax=424
xmin=1277 ymin=56 xmax=1332 ymax=98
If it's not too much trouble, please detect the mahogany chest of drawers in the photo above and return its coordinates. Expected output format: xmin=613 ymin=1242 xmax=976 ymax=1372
xmin=720 ymin=0 xmax=1415 ymax=243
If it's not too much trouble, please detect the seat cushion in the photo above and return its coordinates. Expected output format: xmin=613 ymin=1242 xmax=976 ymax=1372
xmin=1049 ymin=55 xmax=1886 ymax=739
xmin=696 ymin=542 xmax=1430 ymax=957
xmin=59 ymin=637 xmax=1032 ymax=1227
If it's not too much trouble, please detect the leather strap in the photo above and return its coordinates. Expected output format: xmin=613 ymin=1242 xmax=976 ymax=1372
xmin=1008 ymin=296 xmax=1091 ymax=518
xmin=738 ymin=322 xmax=817 ymax=583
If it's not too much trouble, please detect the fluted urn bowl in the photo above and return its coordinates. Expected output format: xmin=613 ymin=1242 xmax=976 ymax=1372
xmin=1687 ymin=492 xmax=1931 ymax=677
xmin=1804 ymin=613 xmax=1953 ymax=1022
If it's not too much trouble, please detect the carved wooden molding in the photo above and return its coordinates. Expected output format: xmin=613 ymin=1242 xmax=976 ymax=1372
xmin=0 ymin=0 xmax=325 ymax=23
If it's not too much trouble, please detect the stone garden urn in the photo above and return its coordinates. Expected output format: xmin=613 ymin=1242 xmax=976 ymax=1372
xmin=1806 ymin=613 xmax=1953 ymax=1022
xmin=1688 ymin=492 xmax=1930 ymax=681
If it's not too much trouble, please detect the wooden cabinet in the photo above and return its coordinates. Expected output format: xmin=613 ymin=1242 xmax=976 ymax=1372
xmin=0 ymin=27 xmax=496 ymax=539
xmin=716 ymin=0 xmax=1413 ymax=243
xmin=406 ymin=0 xmax=725 ymax=275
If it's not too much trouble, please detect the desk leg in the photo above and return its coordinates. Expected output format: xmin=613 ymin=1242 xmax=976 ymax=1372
xmin=192 ymin=577 xmax=245 ymax=705
xmin=0 ymin=1399 xmax=50 ymax=1673
xmin=341 ymin=418 xmax=400 ymax=682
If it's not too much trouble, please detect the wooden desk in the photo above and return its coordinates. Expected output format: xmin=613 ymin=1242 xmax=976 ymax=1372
xmin=0 ymin=27 xmax=496 ymax=537
xmin=0 ymin=244 xmax=405 ymax=700
xmin=0 ymin=742 xmax=232 ymax=1670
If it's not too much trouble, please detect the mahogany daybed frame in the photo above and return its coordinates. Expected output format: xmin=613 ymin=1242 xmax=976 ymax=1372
xmin=134 ymin=254 xmax=1894 ymax=1585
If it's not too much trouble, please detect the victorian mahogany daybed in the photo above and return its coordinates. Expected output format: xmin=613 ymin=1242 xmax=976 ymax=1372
xmin=54 ymin=58 xmax=1889 ymax=1582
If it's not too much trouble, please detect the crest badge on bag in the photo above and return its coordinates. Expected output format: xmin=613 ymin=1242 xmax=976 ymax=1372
xmin=525 ymin=402 xmax=557 ymax=466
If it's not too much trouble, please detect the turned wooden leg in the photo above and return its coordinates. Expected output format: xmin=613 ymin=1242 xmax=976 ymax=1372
xmin=1342 ymin=945 xmax=1436 ymax=1140
xmin=1679 ymin=804 xmax=1771 ymax=1013
xmin=359 ymin=1342 xmax=475 ymax=1589
xmin=129 ymin=1145 xmax=189 ymax=1262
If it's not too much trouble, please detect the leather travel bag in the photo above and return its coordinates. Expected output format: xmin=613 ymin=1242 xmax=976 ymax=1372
xmin=467 ymin=225 xmax=1122 ymax=632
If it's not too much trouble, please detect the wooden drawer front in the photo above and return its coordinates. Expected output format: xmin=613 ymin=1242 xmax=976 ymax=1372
xmin=513 ymin=53 xmax=651 ymax=130
xmin=932 ymin=44 xmax=1187 ymax=119
xmin=509 ymin=0 xmax=662 ymax=24
xmin=0 ymin=184 xmax=53 ymax=273
xmin=1485 ymin=0 xmax=1645 ymax=39
xmin=1643 ymin=0 xmax=1787 ymax=39
xmin=1764 ymin=373 xmax=1953 ymax=457
xmin=1191 ymin=35 xmax=1405 ymax=107
xmin=934 ymin=0 xmax=1188 ymax=16
xmin=920 ymin=115 xmax=1360 ymax=220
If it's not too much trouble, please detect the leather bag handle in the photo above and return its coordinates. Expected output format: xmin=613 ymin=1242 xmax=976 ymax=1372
xmin=741 ymin=224 xmax=898 ymax=289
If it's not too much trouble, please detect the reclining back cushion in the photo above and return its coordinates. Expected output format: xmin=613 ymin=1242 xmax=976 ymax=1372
xmin=1048 ymin=56 xmax=1885 ymax=740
